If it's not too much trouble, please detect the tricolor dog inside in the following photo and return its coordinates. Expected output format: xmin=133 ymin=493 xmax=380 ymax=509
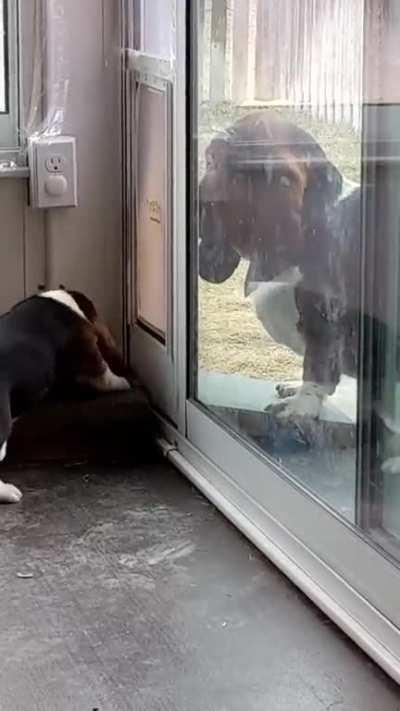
xmin=0 ymin=289 xmax=133 ymax=504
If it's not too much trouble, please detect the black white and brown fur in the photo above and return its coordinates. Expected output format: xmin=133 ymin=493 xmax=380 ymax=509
xmin=250 ymin=185 xmax=361 ymax=419
xmin=199 ymin=112 xmax=400 ymax=473
xmin=0 ymin=288 xmax=134 ymax=504
xmin=198 ymin=109 xmax=349 ymax=420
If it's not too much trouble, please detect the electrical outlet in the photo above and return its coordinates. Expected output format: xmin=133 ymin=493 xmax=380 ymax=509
xmin=45 ymin=155 xmax=66 ymax=173
xmin=28 ymin=136 xmax=78 ymax=208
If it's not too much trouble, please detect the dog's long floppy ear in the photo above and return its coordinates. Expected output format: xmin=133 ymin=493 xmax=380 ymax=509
xmin=302 ymin=150 xmax=343 ymax=226
xmin=199 ymin=133 xmax=241 ymax=284
xmin=198 ymin=202 xmax=240 ymax=283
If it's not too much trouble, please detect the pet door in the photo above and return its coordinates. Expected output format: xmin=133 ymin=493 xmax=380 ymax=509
xmin=134 ymin=79 xmax=171 ymax=342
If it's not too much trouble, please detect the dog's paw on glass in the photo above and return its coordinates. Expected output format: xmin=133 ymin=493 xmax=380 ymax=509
xmin=275 ymin=383 xmax=300 ymax=400
xmin=266 ymin=383 xmax=326 ymax=421
xmin=381 ymin=457 xmax=400 ymax=476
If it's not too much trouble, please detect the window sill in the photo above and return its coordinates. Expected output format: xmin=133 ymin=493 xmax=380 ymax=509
xmin=0 ymin=161 xmax=29 ymax=178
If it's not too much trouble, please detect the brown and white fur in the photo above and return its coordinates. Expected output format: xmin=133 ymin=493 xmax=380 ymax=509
xmin=0 ymin=288 xmax=134 ymax=504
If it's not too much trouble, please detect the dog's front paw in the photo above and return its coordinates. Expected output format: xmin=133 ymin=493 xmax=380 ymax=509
xmin=0 ymin=481 xmax=22 ymax=504
xmin=381 ymin=456 xmax=400 ymax=476
xmin=276 ymin=383 xmax=300 ymax=400
xmin=266 ymin=390 xmax=323 ymax=422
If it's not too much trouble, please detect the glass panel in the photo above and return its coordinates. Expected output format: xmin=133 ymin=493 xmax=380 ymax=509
xmin=132 ymin=0 xmax=176 ymax=60
xmin=193 ymin=0 xmax=364 ymax=523
xmin=0 ymin=1 xmax=8 ymax=113
xmin=0 ymin=0 xmax=19 ymax=148
xmin=192 ymin=0 xmax=400 ymax=558
xmin=357 ymin=3 xmax=400 ymax=559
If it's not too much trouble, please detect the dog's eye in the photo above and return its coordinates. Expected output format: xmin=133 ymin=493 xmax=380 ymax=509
xmin=279 ymin=175 xmax=291 ymax=188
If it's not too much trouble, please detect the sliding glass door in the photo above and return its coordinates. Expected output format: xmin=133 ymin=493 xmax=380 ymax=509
xmin=185 ymin=0 xmax=400 ymax=675
xmin=192 ymin=0 xmax=366 ymax=518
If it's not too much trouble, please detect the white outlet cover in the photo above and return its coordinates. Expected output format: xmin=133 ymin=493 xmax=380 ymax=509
xmin=45 ymin=174 xmax=68 ymax=196
xmin=29 ymin=135 xmax=78 ymax=208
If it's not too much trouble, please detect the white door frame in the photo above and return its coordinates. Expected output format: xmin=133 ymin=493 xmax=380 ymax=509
xmin=123 ymin=0 xmax=187 ymax=428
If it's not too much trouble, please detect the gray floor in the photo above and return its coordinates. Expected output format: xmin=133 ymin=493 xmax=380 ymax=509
xmin=0 ymin=460 xmax=399 ymax=711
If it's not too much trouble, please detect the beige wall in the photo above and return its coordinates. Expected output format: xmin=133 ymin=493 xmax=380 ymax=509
xmin=0 ymin=179 xmax=45 ymax=311
xmin=45 ymin=0 xmax=123 ymax=338
xmin=45 ymin=0 xmax=123 ymax=339
xmin=0 ymin=0 xmax=123 ymax=341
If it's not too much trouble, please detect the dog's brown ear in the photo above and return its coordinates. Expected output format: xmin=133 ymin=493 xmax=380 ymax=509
xmin=314 ymin=158 xmax=343 ymax=204
xmin=205 ymin=134 xmax=231 ymax=170
xmin=303 ymin=154 xmax=343 ymax=226
xmin=200 ymin=136 xmax=231 ymax=203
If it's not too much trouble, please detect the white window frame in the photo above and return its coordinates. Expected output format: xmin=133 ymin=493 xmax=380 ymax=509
xmin=0 ymin=0 xmax=20 ymax=152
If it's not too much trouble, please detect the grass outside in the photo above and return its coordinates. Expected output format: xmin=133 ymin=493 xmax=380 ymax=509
xmin=198 ymin=102 xmax=361 ymax=383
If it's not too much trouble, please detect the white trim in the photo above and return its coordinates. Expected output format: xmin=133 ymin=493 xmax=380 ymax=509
xmin=126 ymin=49 xmax=174 ymax=82
xmin=0 ymin=0 xmax=20 ymax=150
xmin=126 ymin=0 xmax=186 ymax=427
xmin=0 ymin=164 xmax=28 ymax=177
xmin=156 ymin=424 xmax=400 ymax=685
xmin=173 ymin=0 xmax=187 ymax=432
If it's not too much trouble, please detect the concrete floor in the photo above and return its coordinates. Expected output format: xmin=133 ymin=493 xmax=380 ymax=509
xmin=0 ymin=460 xmax=399 ymax=711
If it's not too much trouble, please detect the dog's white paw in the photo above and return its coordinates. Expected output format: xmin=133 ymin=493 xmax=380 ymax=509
xmin=79 ymin=367 xmax=131 ymax=393
xmin=267 ymin=391 xmax=323 ymax=421
xmin=381 ymin=457 xmax=400 ymax=476
xmin=108 ymin=374 xmax=131 ymax=391
xmin=276 ymin=383 xmax=300 ymax=400
xmin=266 ymin=383 xmax=329 ymax=421
xmin=0 ymin=481 xmax=22 ymax=504
xmin=267 ymin=382 xmax=330 ymax=421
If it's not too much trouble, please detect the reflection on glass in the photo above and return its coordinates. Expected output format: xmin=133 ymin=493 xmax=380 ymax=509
xmin=134 ymin=0 xmax=176 ymax=60
xmin=0 ymin=1 xmax=6 ymax=112
xmin=195 ymin=0 xmax=366 ymax=524
xmin=195 ymin=0 xmax=400 ymax=556
xmin=366 ymin=104 xmax=400 ymax=555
